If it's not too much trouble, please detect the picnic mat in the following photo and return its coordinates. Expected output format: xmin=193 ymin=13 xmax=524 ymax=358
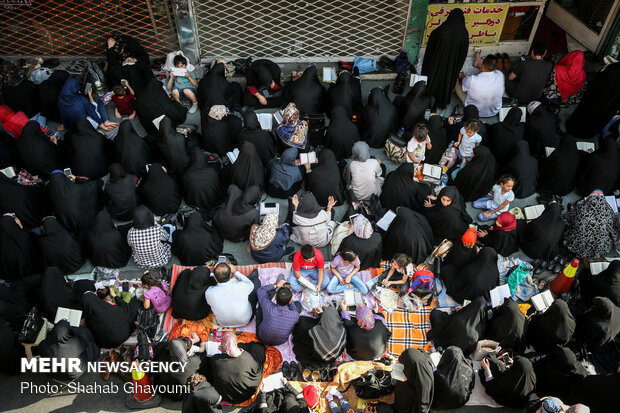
xmin=384 ymin=300 xmax=436 ymax=355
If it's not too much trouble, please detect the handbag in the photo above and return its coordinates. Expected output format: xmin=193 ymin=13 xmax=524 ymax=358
xmin=19 ymin=307 xmax=45 ymax=344
xmin=384 ymin=133 xmax=407 ymax=163
xmin=351 ymin=369 xmax=394 ymax=399
xmin=300 ymin=114 xmax=326 ymax=147
xmin=353 ymin=57 xmax=378 ymax=74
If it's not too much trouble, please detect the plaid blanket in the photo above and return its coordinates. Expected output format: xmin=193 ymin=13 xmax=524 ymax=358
xmin=384 ymin=300 xmax=436 ymax=356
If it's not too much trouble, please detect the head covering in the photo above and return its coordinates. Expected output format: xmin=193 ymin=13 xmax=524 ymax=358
xmin=0 ymin=213 xmax=42 ymax=282
xmin=305 ymin=148 xmax=344 ymax=206
xmin=428 ymin=296 xmax=488 ymax=354
xmin=249 ymin=213 xmax=278 ymax=251
xmin=303 ymin=385 xmax=320 ymax=409
xmin=87 ymin=210 xmax=131 ymax=269
xmin=109 ymin=162 xmax=127 ymax=182
xmin=518 ymin=202 xmax=564 ymax=260
xmin=424 ymin=185 xmax=472 ymax=243
xmin=63 ymin=118 xmax=112 ymax=180
xmin=527 ymin=101 xmax=541 ymax=115
xmin=327 ymin=70 xmax=363 ymax=119
xmin=277 ymin=102 xmax=308 ymax=149
xmin=115 ymin=120 xmax=156 ymax=176
xmin=16 ymin=121 xmax=64 ymax=178
xmin=462 ymin=227 xmax=477 ymax=247
xmin=138 ymin=163 xmax=182 ymax=216
xmin=454 ymin=145 xmax=497 ymax=201
xmin=58 ymin=78 xmax=102 ymax=129
xmin=171 ymin=212 xmax=223 ymax=266
xmin=230 ymin=141 xmax=265 ymax=191
xmin=360 ymin=87 xmax=399 ymax=148
xmin=433 ymin=346 xmax=476 ymax=410
xmin=286 ymin=66 xmax=327 ymax=115
xmin=537 ymin=135 xmax=581 ymax=196
xmin=555 ymin=50 xmax=586 ymax=101
xmin=183 ymin=150 xmax=223 ymax=212
xmin=495 ymin=212 xmax=517 ymax=232
xmin=575 ymin=138 xmax=620 ymax=197
xmin=0 ymin=61 xmax=22 ymax=88
xmin=39 ymin=216 xmax=85 ymax=274
xmin=208 ymin=105 xmax=228 ymax=121
xmin=356 ymin=305 xmax=375 ymax=330
xmin=212 ymin=185 xmax=261 ymax=242
xmin=295 ymin=192 xmax=322 ymax=219
xmin=353 ymin=215 xmax=373 ymax=239
xmin=500 ymin=140 xmax=538 ymax=198
xmin=352 ymin=141 xmax=370 ymax=162
xmin=238 ymin=111 xmax=277 ymax=165
xmin=48 ymin=170 xmax=102 ymax=233
xmin=380 ymin=163 xmax=432 ymax=211
xmin=0 ymin=172 xmax=52 ymax=229
xmin=268 ymin=147 xmax=302 ymax=191
xmin=309 ymin=306 xmax=346 ymax=361
xmin=382 ymin=207 xmax=433 ymax=263
xmin=221 ymin=332 xmax=242 ymax=357
xmin=325 ymin=106 xmax=360 ymax=160
xmin=425 ymin=114 xmax=449 ymax=164
xmin=526 ymin=299 xmax=576 ymax=352
xmin=132 ymin=205 xmax=155 ymax=230
xmin=541 ymin=397 xmax=563 ymax=413
xmin=487 ymin=106 xmax=524 ymax=165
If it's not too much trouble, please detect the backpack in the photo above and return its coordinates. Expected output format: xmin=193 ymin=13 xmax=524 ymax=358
xmin=330 ymin=221 xmax=351 ymax=256
xmin=136 ymin=307 xmax=159 ymax=338
xmin=134 ymin=330 xmax=154 ymax=361
xmin=351 ymin=369 xmax=394 ymax=399
xmin=410 ymin=269 xmax=435 ymax=291
xmin=384 ymin=134 xmax=407 ymax=163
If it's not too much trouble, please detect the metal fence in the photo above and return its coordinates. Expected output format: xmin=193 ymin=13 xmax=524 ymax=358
xmin=191 ymin=0 xmax=411 ymax=61
xmin=0 ymin=0 xmax=179 ymax=57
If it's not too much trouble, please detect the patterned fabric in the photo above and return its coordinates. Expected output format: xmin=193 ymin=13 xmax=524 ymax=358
xmin=126 ymin=225 xmax=171 ymax=268
xmin=256 ymin=284 xmax=299 ymax=345
xmin=276 ymin=103 xmax=308 ymax=148
xmin=249 ymin=213 xmax=277 ymax=251
xmin=208 ymin=104 xmax=228 ymax=120
xmin=353 ymin=215 xmax=373 ymax=239
xmin=356 ymin=305 xmax=375 ymax=330
xmin=543 ymin=67 xmax=587 ymax=106
xmin=221 ymin=331 xmax=243 ymax=357
xmin=384 ymin=300 xmax=436 ymax=356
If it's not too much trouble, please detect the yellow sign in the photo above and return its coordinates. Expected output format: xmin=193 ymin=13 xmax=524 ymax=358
xmin=423 ymin=4 xmax=510 ymax=46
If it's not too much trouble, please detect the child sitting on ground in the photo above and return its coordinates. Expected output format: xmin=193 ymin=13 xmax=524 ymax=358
xmin=167 ymin=55 xmax=199 ymax=114
xmin=455 ymin=119 xmax=482 ymax=163
xmin=327 ymin=249 xmax=367 ymax=295
xmin=141 ymin=270 xmax=171 ymax=313
xmin=407 ymin=123 xmax=432 ymax=165
xmin=111 ymin=80 xmax=136 ymax=120
xmin=473 ymin=174 xmax=516 ymax=222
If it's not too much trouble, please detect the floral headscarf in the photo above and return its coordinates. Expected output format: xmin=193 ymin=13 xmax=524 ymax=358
xmin=356 ymin=305 xmax=375 ymax=330
xmin=208 ymin=105 xmax=229 ymax=121
xmin=277 ymin=102 xmax=308 ymax=148
xmin=249 ymin=213 xmax=278 ymax=251
xmin=0 ymin=61 xmax=22 ymax=88
xmin=220 ymin=332 xmax=242 ymax=357
xmin=352 ymin=215 xmax=373 ymax=239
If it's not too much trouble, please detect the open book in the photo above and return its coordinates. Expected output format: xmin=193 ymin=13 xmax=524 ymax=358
xmin=409 ymin=74 xmax=428 ymax=87
xmin=226 ymin=148 xmax=240 ymax=164
xmin=344 ymin=289 xmax=364 ymax=307
xmin=531 ymin=290 xmax=554 ymax=312
xmin=392 ymin=363 xmax=406 ymax=381
xmin=489 ymin=284 xmax=511 ymax=308
xmin=499 ymin=106 xmax=526 ymax=122
xmin=322 ymin=67 xmax=337 ymax=83
xmin=544 ymin=147 xmax=556 ymax=157
xmin=259 ymin=202 xmax=280 ymax=216
xmin=299 ymin=151 xmax=317 ymax=164
xmin=206 ymin=341 xmax=222 ymax=357
xmin=605 ymin=196 xmax=618 ymax=213
xmin=262 ymin=372 xmax=285 ymax=392
xmin=376 ymin=210 xmax=397 ymax=231
xmin=576 ymin=141 xmax=595 ymax=153
xmin=54 ymin=307 xmax=82 ymax=327
xmin=422 ymin=163 xmax=442 ymax=180
xmin=524 ymin=205 xmax=545 ymax=220
xmin=0 ymin=166 xmax=16 ymax=178
xmin=257 ymin=113 xmax=273 ymax=131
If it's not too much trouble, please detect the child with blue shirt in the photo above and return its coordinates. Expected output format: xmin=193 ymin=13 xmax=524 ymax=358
xmin=166 ymin=55 xmax=199 ymax=113
xmin=455 ymin=119 xmax=482 ymax=163
xmin=473 ymin=174 xmax=516 ymax=221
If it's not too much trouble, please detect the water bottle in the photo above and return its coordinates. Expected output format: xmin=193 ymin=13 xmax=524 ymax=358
xmin=398 ymin=127 xmax=405 ymax=138
xmin=94 ymin=80 xmax=103 ymax=96
xmin=209 ymin=332 xmax=214 ymax=342
xmin=216 ymin=328 xmax=222 ymax=342
xmin=439 ymin=173 xmax=448 ymax=189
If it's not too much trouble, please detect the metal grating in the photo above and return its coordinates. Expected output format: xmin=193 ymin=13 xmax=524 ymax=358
xmin=0 ymin=0 xmax=179 ymax=57
xmin=192 ymin=0 xmax=411 ymax=60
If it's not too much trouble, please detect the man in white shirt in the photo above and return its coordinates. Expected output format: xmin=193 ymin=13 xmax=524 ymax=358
xmin=455 ymin=55 xmax=504 ymax=118
xmin=204 ymin=263 xmax=261 ymax=328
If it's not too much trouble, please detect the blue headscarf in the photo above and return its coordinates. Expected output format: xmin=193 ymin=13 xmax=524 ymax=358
xmin=268 ymin=147 xmax=303 ymax=190
xmin=57 ymin=78 xmax=102 ymax=129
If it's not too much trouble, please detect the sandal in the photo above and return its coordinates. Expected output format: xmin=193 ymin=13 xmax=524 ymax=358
xmin=302 ymin=368 xmax=312 ymax=382
xmin=311 ymin=370 xmax=321 ymax=382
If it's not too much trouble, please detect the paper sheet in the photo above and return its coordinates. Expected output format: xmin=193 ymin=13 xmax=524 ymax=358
xmin=262 ymin=372 xmax=285 ymax=392
xmin=489 ymin=284 xmax=511 ymax=308
xmin=257 ymin=113 xmax=273 ymax=131
xmin=376 ymin=210 xmax=397 ymax=231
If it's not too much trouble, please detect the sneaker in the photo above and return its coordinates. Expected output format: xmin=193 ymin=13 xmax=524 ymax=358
xmin=189 ymin=103 xmax=198 ymax=114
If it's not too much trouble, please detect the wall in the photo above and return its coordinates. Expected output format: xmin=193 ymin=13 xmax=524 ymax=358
xmin=404 ymin=0 xmax=431 ymax=63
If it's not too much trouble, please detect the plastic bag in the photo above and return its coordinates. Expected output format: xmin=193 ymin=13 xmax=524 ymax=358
xmin=353 ymin=57 xmax=378 ymax=74
xmin=301 ymin=290 xmax=328 ymax=312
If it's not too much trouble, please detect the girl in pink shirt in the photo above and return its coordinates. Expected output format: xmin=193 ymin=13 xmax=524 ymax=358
xmin=142 ymin=271 xmax=171 ymax=313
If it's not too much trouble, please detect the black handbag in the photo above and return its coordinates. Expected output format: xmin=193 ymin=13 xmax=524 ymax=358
xmin=301 ymin=114 xmax=326 ymax=147
xmin=352 ymin=369 xmax=395 ymax=399
xmin=19 ymin=307 xmax=45 ymax=344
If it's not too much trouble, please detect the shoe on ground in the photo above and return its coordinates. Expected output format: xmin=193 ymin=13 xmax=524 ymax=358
xmin=189 ymin=103 xmax=198 ymax=114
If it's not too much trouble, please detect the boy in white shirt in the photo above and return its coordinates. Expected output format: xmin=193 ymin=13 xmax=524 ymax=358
xmin=407 ymin=123 xmax=432 ymax=165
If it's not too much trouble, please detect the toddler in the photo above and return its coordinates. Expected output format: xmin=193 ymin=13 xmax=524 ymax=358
xmin=407 ymin=123 xmax=432 ymax=165
xmin=167 ymin=55 xmax=199 ymax=113
xmin=473 ymin=174 xmax=516 ymax=221
xmin=141 ymin=270 xmax=171 ymax=313
xmin=111 ymin=80 xmax=136 ymax=119
xmin=455 ymin=119 xmax=482 ymax=162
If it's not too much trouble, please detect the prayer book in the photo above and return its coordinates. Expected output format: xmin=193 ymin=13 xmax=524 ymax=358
xmin=499 ymin=106 xmax=526 ymax=123
xmin=422 ymin=163 xmax=442 ymax=180
xmin=0 ymin=166 xmax=16 ymax=178
xmin=206 ymin=341 xmax=221 ymax=357
xmin=152 ymin=114 xmax=165 ymax=131
xmin=298 ymin=276 xmax=317 ymax=292
xmin=589 ymin=261 xmax=610 ymax=275
xmin=409 ymin=74 xmax=428 ymax=87
xmin=531 ymin=290 xmax=554 ymax=312
xmin=259 ymin=202 xmax=280 ymax=216
xmin=322 ymin=67 xmax=337 ymax=83
xmin=544 ymin=147 xmax=556 ymax=157
xmin=490 ymin=284 xmax=511 ymax=308
xmin=299 ymin=151 xmax=317 ymax=164
xmin=262 ymin=372 xmax=285 ymax=392
xmin=226 ymin=148 xmax=240 ymax=164
xmin=257 ymin=113 xmax=273 ymax=130
xmin=273 ymin=109 xmax=284 ymax=125
xmin=605 ymin=196 xmax=618 ymax=213
xmin=524 ymin=205 xmax=545 ymax=220
xmin=392 ymin=363 xmax=406 ymax=381
xmin=376 ymin=210 xmax=397 ymax=231
xmin=54 ymin=307 xmax=82 ymax=327
xmin=344 ymin=289 xmax=364 ymax=307
xmin=576 ymin=141 xmax=595 ymax=152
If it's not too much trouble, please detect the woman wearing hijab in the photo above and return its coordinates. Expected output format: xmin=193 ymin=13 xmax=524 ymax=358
xmin=479 ymin=354 xmax=536 ymax=408
xmin=340 ymin=303 xmax=391 ymax=361
xmin=453 ymin=145 xmax=497 ymax=201
xmin=0 ymin=213 xmax=42 ymax=282
xmin=127 ymin=205 xmax=171 ymax=269
xmin=562 ymin=191 xmax=618 ymax=259
xmin=305 ymin=149 xmax=344 ymax=207
xmin=380 ymin=163 xmax=432 ymax=212
xmin=197 ymin=61 xmax=242 ymax=111
xmin=237 ymin=111 xmax=277 ymax=166
xmin=425 ymin=115 xmax=448 ymax=164
xmin=524 ymin=101 xmax=561 ymax=158
xmin=0 ymin=173 xmax=51 ymax=229
xmin=575 ymin=296 xmax=620 ymax=352
xmin=519 ymin=204 xmax=563 ymax=260
xmin=382 ymin=207 xmax=433 ymax=264
xmin=16 ymin=120 xmax=64 ymax=178
xmin=200 ymin=104 xmax=241 ymax=155
xmin=48 ymin=170 xmax=102 ymax=233
xmin=229 ymin=141 xmax=265 ymax=191
xmin=138 ymin=163 xmax=182 ymax=216
xmin=447 ymin=105 xmax=488 ymax=142
xmin=428 ymin=296 xmax=487 ymax=354
xmin=566 ymin=62 xmax=620 ymax=138
xmin=421 ymin=186 xmax=471 ymax=244
xmin=63 ymin=118 xmax=112 ymax=180
xmin=0 ymin=61 xmax=40 ymax=117
xmin=579 ymin=261 xmax=620 ymax=308
xmin=276 ymin=102 xmax=309 ymax=150
xmin=0 ymin=317 xmax=26 ymax=375
xmin=440 ymin=247 xmax=499 ymax=303
xmin=182 ymin=150 xmax=223 ymax=214
xmin=338 ymin=215 xmax=382 ymax=270
xmin=104 ymin=163 xmax=138 ymax=221
xmin=172 ymin=212 xmax=223 ymax=266
xmin=574 ymin=138 xmax=620 ymax=196
xmin=525 ymin=299 xmax=575 ymax=353
xmin=397 ymin=81 xmax=435 ymax=131
xmin=38 ymin=70 xmax=70 ymax=123
xmin=114 ymin=120 xmax=157 ymax=177
xmin=344 ymin=141 xmax=384 ymax=201
xmin=201 ymin=332 xmax=266 ymax=404
xmin=82 ymin=286 xmax=141 ymax=348
xmin=284 ymin=66 xmax=327 ymax=115
xmin=38 ymin=266 xmax=92 ymax=321
xmin=171 ymin=266 xmax=215 ymax=320
xmin=86 ymin=211 xmax=131 ymax=269
xmin=421 ymin=8 xmax=469 ymax=109
xmin=432 ymin=347 xmax=475 ymax=410
xmin=105 ymin=34 xmax=153 ymax=96
xmin=249 ymin=213 xmax=291 ymax=264
xmin=485 ymin=299 xmax=526 ymax=352
xmin=266 ymin=148 xmax=303 ymax=198
xmin=135 ymin=79 xmax=187 ymax=137
xmin=155 ymin=338 xmax=203 ymax=401
xmin=327 ymin=70 xmax=362 ymax=119
xmin=58 ymin=78 xmax=116 ymax=131
xmin=359 ymin=87 xmax=399 ymax=148
xmin=537 ymin=134 xmax=581 ymax=196
xmin=293 ymin=305 xmax=346 ymax=364
xmin=444 ymin=228 xmax=479 ymax=268
xmin=486 ymin=107 xmax=524 ymax=166
xmin=243 ymin=59 xmax=283 ymax=108
xmin=477 ymin=211 xmax=519 ymax=256
xmin=39 ymin=216 xmax=86 ymax=274
xmin=157 ymin=116 xmax=190 ymax=180
xmin=500 ymin=141 xmax=538 ymax=198
xmin=543 ymin=50 xmax=587 ymax=104
xmin=393 ymin=348 xmax=435 ymax=413
xmin=290 ymin=192 xmax=337 ymax=248
xmin=212 ymin=185 xmax=261 ymax=242
xmin=37 ymin=319 xmax=100 ymax=381
xmin=325 ymin=106 xmax=360 ymax=160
